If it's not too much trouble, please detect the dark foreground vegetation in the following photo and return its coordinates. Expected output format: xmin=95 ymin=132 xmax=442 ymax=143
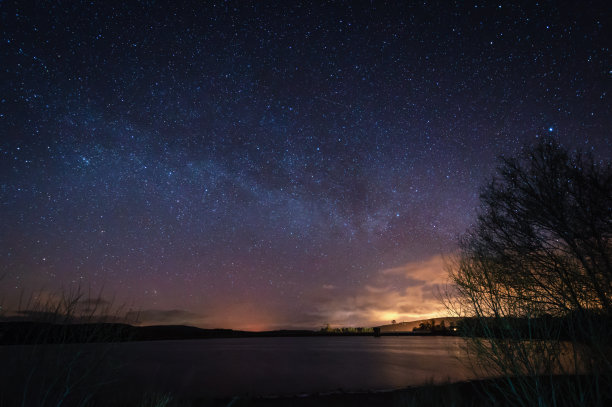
xmin=251 ymin=376 xmax=611 ymax=407
xmin=2 ymin=374 xmax=609 ymax=407
xmin=185 ymin=375 xmax=612 ymax=407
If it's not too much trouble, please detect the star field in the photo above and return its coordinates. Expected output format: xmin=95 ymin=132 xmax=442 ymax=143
xmin=1 ymin=1 xmax=610 ymax=329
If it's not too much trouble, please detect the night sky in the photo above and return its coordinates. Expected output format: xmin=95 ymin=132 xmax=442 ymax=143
xmin=1 ymin=1 xmax=610 ymax=330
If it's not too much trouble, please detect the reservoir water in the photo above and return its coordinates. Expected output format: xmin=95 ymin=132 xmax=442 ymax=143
xmin=103 ymin=336 xmax=478 ymax=397
xmin=1 ymin=336 xmax=483 ymax=401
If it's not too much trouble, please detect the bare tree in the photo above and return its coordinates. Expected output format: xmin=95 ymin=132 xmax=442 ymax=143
xmin=447 ymin=139 xmax=612 ymax=406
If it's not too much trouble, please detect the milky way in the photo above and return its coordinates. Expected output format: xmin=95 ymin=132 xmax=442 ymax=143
xmin=1 ymin=1 xmax=610 ymax=329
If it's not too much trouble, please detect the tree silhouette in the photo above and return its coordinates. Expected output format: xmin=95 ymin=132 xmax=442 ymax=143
xmin=447 ymin=139 xmax=612 ymax=406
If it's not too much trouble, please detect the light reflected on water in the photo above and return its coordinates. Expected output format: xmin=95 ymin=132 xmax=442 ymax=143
xmin=0 ymin=336 xmax=486 ymax=400
xmin=102 ymin=336 xmax=479 ymax=397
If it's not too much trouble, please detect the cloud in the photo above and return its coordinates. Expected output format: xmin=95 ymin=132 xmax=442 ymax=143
xmin=125 ymin=309 xmax=206 ymax=326
xmin=0 ymin=257 xmax=455 ymax=330
xmin=0 ymin=293 xmax=124 ymax=322
xmin=304 ymin=254 xmax=454 ymax=327
xmin=380 ymin=255 xmax=450 ymax=284
xmin=77 ymin=297 xmax=111 ymax=307
xmin=76 ymin=297 xmax=113 ymax=313
xmin=0 ymin=309 xmax=127 ymax=324
xmin=0 ymin=307 xmax=206 ymax=327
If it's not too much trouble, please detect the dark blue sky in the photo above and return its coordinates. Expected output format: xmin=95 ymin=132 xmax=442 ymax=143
xmin=1 ymin=1 xmax=610 ymax=329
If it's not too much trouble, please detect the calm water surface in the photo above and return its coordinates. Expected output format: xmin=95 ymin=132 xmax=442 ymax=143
xmin=102 ymin=336 xmax=478 ymax=397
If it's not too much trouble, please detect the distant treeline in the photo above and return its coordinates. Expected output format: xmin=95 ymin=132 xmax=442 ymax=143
xmin=319 ymin=325 xmax=374 ymax=334
xmin=456 ymin=311 xmax=612 ymax=342
xmin=411 ymin=318 xmax=459 ymax=334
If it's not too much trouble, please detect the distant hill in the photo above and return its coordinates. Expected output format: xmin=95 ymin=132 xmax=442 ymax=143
xmin=0 ymin=321 xmax=364 ymax=345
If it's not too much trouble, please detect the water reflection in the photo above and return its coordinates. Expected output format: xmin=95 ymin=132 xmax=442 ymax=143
xmin=102 ymin=336 xmax=480 ymax=397
xmin=0 ymin=336 xmax=485 ymax=400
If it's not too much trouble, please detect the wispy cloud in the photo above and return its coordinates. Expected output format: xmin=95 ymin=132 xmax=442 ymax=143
xmin=126 ymin=309 xmax=206 ymax=326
